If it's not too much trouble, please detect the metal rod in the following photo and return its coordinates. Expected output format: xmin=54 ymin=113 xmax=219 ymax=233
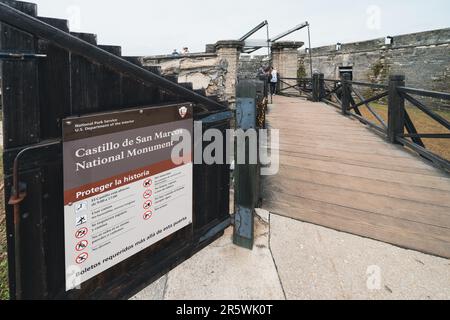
xmin=239 ymin=20 xmax=268 ymax=42
xmin=307 ymin=23 xmax=313 ymax=78
xmin=9 ymin=139 xmax=61 ymax=300
xmin=0 ymin=52 xmax=47 ymax=59
xmin=266 ymin=22 xmax=271 ymax=58
xmin=0 ymin=2 xmax=227 ymax=112
xmin=270 ymin=22 xmax=308 ymax=42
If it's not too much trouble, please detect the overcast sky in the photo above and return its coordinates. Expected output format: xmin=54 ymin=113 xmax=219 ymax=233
xmin=30 ymin=0 xmax=450 ymax=56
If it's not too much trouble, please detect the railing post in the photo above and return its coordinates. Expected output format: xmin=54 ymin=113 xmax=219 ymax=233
xmin=234 ymin=80 xmax=259 ymax=250
xmin=388 ymin=75 xmax=406 ymax=144
xmin=312 ymin=73 xmax=320 ymax=102
xmin=319 ymin=73 xmax=325 ymax=100
xmin=341 ymin=73 xmax=351 ymax=115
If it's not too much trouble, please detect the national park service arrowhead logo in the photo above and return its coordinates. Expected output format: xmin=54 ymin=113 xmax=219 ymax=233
xmin=179 ymin=106 xmax=188 ymax=119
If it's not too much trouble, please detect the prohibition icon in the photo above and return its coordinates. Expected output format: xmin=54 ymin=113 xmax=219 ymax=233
xmin=143 ymin=189 xmax=153 ymax=199
xmin=143 ymin=178 xmax=153 ymax=188
xmin=143 ymin=211 xmax=153 ymax=221
xmin=75 ymin=240 xmax=89 ymax=252
xmin=75 ymin=227 xmax=88 ymax=239
xmin=143 ymin=200 xmax=153 ymax=210
xmin=76 ymin=252 xmax=89 ymax=264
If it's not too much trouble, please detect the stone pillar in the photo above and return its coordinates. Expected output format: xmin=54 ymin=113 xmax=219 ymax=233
xmin=215 ymin=40 xmax=244 ymax=108
xmin=271 ymin=41 xmax=304 ymax=94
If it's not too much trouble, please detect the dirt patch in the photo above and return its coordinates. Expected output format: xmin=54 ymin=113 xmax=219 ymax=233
xmin=359 ymin=104 xmax=450 ymax=161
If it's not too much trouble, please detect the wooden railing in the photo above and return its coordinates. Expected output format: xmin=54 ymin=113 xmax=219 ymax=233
xmin=277 ymin=72 xmax=450 ymax=172
xmin=277 ymin=77 xmax=313 ymax=99
xmin=319 ymin=73 xmax=450 ymax=172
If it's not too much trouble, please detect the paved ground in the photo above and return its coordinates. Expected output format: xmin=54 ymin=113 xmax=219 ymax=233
xmin=134 ymin=210 xmax=450 ymax=300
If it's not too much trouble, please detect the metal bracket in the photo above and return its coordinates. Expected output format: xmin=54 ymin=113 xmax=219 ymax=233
xmin=236 ymin=98 xmax=256 ymax=130
xmin=233 ymin=206 xmax=254 ymax=250
xmin=0 ymin=52 xmax=47 ymax=60
xmin=8 ymin=182 xmax=27 ymax=206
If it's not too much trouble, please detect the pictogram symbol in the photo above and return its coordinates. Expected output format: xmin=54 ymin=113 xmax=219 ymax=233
xmin=75 ymin=240 xmax=89 ymax=252
xmin=75 ymin=227 xmax=88 ymax=239
xmin=143 ymin=211 xmax=153 ymax=221
xmin=143 ymin=189 xmax=153 ymax=199
xmin=74 ymin=201 xmax=88 ymax=214
xmin=76 ymin=252 xmax=89 ymax=264
xmin=143 ymin=178 xmax=153 ymax=188
xmin=143 ymin=200 xmax=153 ymax=210
xmin=75 ymin=214 xmax=88 ymax=227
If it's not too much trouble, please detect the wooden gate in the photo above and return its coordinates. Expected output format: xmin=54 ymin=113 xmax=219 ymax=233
xmin=0 ymin=0 xmax=231 ymax=299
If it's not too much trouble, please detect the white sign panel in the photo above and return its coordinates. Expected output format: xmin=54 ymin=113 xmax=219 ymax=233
xmin=62 ymin=104 xmax=193 ymax=291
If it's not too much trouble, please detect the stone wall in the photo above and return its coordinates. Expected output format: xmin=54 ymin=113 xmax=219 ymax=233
xmin=238 ymin=55 xmax=268 ymax=80
xmin=299 ymin=28 xmax=450 ymax=98
xmin=140 ymin=52 xmax=228 ymax=102
xmin=141 ymin=41 xmax=244 ymax=107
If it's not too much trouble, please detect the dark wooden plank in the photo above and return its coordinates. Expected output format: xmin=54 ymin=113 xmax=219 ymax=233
xmin=37 ymin=17 xmax=71 ymax=139
xmin=70 ymin=32 xmax=100 ymax=114
xmin=98 ymin=45 xmax=123 ymax=111
xmin=121 ymin=57 xmax=160 ymax=107
xmin=0 ymin=1 xmax=36 ymax=17
xmin=0 ymin=1 xmax=39 ymax=148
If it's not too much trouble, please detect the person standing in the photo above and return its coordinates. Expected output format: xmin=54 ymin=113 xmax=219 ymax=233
xmin=270 ymin=67 xmax=279 ymax=96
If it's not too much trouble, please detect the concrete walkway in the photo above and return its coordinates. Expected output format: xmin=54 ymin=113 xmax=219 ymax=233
xmin=134 ymin=210 xmax=450 ymax=300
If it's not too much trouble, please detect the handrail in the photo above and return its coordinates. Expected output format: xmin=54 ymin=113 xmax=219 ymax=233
xmin=323 ymin=78 xmax=340 ymax=83
xmin=397 ymin=87 xmax=450 ymax=100
xmin=278 ymin=77 xmax=312 ymax=81
xmin=292 ymin=73 xmax=450 ymax=171
xmin=345 ymin=80 xmax=389 ymax=90
xmin=0 ymin=2 xmax=227 ymax=112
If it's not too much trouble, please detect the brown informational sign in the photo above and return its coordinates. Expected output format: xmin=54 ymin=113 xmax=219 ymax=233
xmin=63 ymin=104 xmax=193 ymax=291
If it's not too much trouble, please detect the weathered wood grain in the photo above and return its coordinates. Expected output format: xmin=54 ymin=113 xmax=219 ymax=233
xmin=263 ymin=96 xmax=450 ymax=258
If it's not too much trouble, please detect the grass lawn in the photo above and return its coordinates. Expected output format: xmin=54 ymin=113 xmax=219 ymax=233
xmin=0 ymin=146 xmax=9 ymax=300
xmin=358 ymin=103 xmax=450 ymax=161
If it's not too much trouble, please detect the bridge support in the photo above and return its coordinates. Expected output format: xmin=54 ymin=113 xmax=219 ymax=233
xmin=215 ymin=40 xmax=244 ymax=109
xmin=271 ymin=41 xmax=304 ymax=95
